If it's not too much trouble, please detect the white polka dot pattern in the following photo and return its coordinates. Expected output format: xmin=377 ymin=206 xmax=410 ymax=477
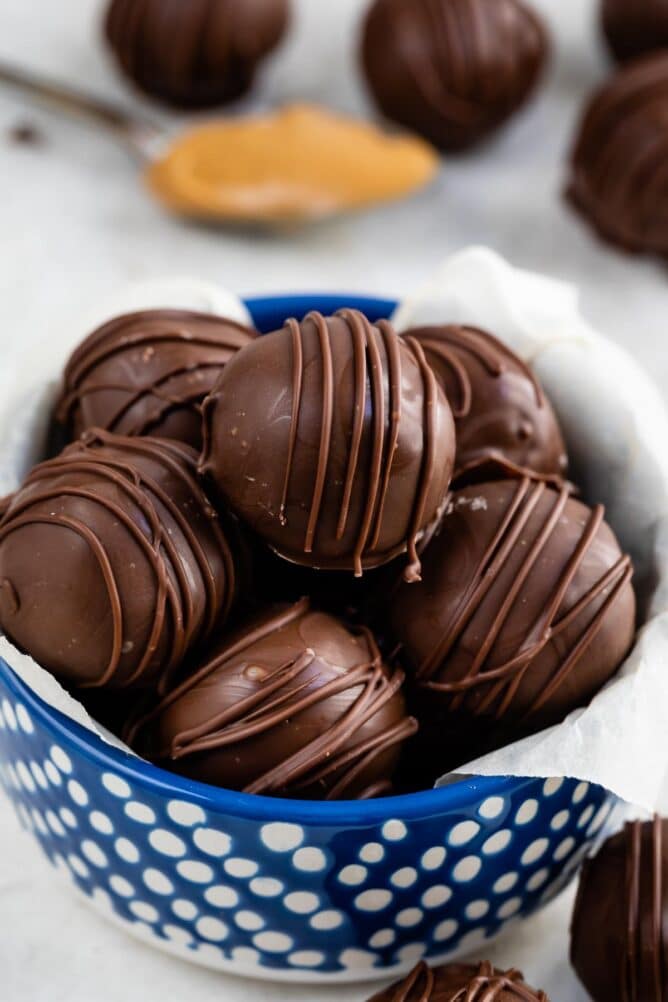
xmin=0 ymin=675 xmax=617 ymax=978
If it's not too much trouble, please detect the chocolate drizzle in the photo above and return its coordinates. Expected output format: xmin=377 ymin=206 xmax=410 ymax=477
xmin=105 ymin=0 xmax=290 ymax=109
xmin=388 ymin=477 xmax=636 ymax=771
xmin=128 ymin=599 xmax=417 ymax=799
xmin=369 ymin=961 xmax=549 ymax=1001
xmin=568 ymin=54 xmax=668 ymax=257
xmin=200 ymin=309 xmax=455 ymax=579
xmin=418 ymin=479 xmax=632 ymax=720
xmin=403 ymin=324 xmax=567 ymax=482
xmin=571 ymin=816 xmax=668 ymax=1002
xmin=362 ymin=0 xmax=548 ymax=151
xmin=0 ymin=430 xmax=238 ymax=691
xmin=56 ymin=309 xmax=256 ymax=450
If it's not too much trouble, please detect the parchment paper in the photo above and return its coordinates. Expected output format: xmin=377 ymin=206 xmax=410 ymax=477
xmin=2 ymin=252 xmax=667 ymax=811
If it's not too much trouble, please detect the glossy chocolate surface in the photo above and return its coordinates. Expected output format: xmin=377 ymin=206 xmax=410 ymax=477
xmin=571 ymin=816 xmax=668 ymax=1002
xmin=105 ymin=0 xmax=290 ymax=108
xmin=403 ymin=324 xmax=567 ymax=482
xmin=361 ymin=0 xmax=548 ymax=150
xmin=56 ymin=309 xmax=256 ymax=451
xmin=200 ymin=309 xmax=455 ymax=580
xmin=129 ymin=599 xmax=417 ymax=799
xmin=568 ymin=54 xmax=668 ymax=257
xmin=0 ymin=431 xmax=239 ymax=691
xmin=368 ymin=961 xmax=549 ymax=1001
xmin=388 ymin=477 xmax=635 ymax=774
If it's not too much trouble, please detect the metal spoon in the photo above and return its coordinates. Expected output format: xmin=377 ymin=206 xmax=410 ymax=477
xmin=0 ymin=61 xmax=167 ymax=161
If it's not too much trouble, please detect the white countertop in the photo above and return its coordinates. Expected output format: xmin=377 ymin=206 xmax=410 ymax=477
xmin=0 ymin=0 xmax=663 ymax=998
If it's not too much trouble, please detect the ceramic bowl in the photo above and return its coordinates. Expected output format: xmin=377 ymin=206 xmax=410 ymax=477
xmin=0 ymin=294 xmax=617 ymax=984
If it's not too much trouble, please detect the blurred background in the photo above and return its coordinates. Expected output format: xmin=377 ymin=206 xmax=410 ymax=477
xmin=0 ymin=0 xmax=666 ymax=392
xmin=0 ymin=1 xmax=660 ymax=999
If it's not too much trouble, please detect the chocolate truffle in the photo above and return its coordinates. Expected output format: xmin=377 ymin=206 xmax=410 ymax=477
xmin=200 ymin=309 xmax=456 ymax=580
xmin=361 ymin=0 xmax=548 ymax=151
xmin=368 ymin=961 xmax=549 ymax=1001
xmin=602 ymin=0 xmax=668 ymax=64
xmin=128 ymin=599 xmax=417 ymax=799
xmin=402 ymin=324 xmax=567 ymax=482
xmin=0 ymin=431 xmax=239 ymax=691
xmin=571 ymin=816 xmax=668 ymax=1002
xmin=55 ymin=309 xmax=257 ymax=451
xmin=568 ymin=54 xmax=668 ymax=257
xmin=388 ymin=476 xmax=635 ymax=775
xmin=105 ymin=0 xmax=289 ymax=109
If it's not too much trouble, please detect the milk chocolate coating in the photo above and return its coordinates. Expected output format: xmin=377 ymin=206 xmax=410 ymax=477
xmin=568 ymin=54 xmax=668 ymax=257
xmin=361 ymin=0 xmax=548 ymax=151
xmin=105 ymin=0 xmax=289 ymax=109
xmin=403 ymin=325 xmax=567 ymax=482
xmin=602 ymin=0 xmax=668 ymax=64
xmin=55 ymin=309 xmax=256 ymax=451
xmin=128 ymin=599 xmax=417 ymax=799
xmin=368 ymin=961 xmax=549 ymax=1001
xmin=388 ymin=477 xmax=635 ymax=776
xmin=200 ymin=310 xmax=455 ymax=580
xmin=571 ymin=816 xmax=668 ymax=1002
xmin=0 ymin=431 xmax=239 ymax=691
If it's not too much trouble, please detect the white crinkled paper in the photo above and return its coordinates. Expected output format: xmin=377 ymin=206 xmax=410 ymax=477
xmin=1 ymin=251 xmax=668 ymax=809
xmin=393 ymin=247 xmax=668 ymax=812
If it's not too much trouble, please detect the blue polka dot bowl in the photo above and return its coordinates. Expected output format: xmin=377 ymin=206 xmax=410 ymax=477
xmin=0 ymin=294 xmax=618 ymax=984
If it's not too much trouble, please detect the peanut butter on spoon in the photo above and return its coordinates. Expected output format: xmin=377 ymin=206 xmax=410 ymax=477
xmin=146 ymin=103 xmax=440 ymax=225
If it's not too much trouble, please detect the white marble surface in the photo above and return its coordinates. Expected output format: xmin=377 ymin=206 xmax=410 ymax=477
xmin=0 ymin=0 xmax=664 ymax=998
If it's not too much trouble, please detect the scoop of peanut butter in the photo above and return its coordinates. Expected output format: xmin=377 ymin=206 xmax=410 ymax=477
xmin=146 ymin=104 xmax=439 ymax=225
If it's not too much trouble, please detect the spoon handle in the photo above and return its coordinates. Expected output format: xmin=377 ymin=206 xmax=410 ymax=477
xmin=0 ymin=62 xmax=166 ymax=161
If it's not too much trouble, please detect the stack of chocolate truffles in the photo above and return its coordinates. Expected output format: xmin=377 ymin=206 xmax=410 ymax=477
xmin=0 ymin=305 xmax=636 ymax=799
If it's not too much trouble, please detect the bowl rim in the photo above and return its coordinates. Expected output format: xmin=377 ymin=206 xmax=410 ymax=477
xmin=0 ymin=292 xmax=557 ymax=827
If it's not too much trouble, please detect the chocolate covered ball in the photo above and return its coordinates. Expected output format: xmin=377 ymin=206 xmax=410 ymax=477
xmin=571 ymin=816 xmax=668 ymax=1002
xmin=0 ymin=431 xmax=240 ymax=691
xmin=128 ymin=598 xmax=417 ymax=799
xmin=361 ymin=0 xmax=548 ymax=151
xmin=55 ymin=309 xmax=257 ymax=451
xmin=568 ymin=54 xmax=668 ymax=257
xmin=388 ymin=476 xmax=635 ymax=775
xmin=200 ymin=309 xmax=456 ymax=580
xmin=105 ymin=0 xmax=289 ymax=108
xmin=402 ymin=324 xmax=567 ymax=482
xmin=602 ymin=0 xmax=668 ymax=64
xmin=368 ymin=961 xmax=549 ymax=1001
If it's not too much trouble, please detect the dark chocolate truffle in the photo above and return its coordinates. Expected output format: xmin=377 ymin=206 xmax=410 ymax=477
xmin=105 ymin=0 xmax=289 ymax=109
xmin=361 ymin=0 xmax=548 ymax=151
xmin=368 ymin=961 xmax=549 ymax=1001
xmin=571 ymin=816 xmax=668 ymax=1002
xmin=388 ymin=476 xmax=635 ymax=774
xmin=0 ymin=431 xmax=239 ymax=691
xmin=602 ymin=0 xmax=668 ymax=64
xmin=402 ymin=324 xmax=567 ymax=482
xmin=128 ymin=598 xmax=417 ymax=799
xmin=568 ymin=54 xmax=668 ymax=257
xmin=55 ymin=309 xmax=257 ymax=451
xmin=200 ymin=309 xmax=456 ymax=580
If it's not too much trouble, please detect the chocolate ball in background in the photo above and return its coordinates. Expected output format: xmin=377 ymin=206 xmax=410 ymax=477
xmin=128 ymin=598 xmax=417 ymax=800
xmin=55 ymin=309 xmax=257 ymax=452
xmin=402 ymin=324 xmax=567 ymax=483
xmin=602 ymin=0 xmax=668 ymax=64
xmin=105 ymin=0 xmax=290 ymax=109
xmin=0 ymin=431 xmax=241 ymax=692
xmin=361 ymin=0 xmax=548 ymax=151
xmin=200 ymin=309 xmax=456 ymax=581
xmin=387 ymin=476 xmax=635 ymax=780
xmin=567 ymin=54 xmax=668 ymax=258
xmin=571 ymin=816 xmax=668 ymax=1002
xmin=368 ymin=961 xmax=549 ymax=1001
